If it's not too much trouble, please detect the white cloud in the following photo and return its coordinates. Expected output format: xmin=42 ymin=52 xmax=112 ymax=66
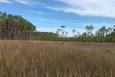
xmin=0 ymin=0 xmax=11 ymax=3
xmin=49 ymin=0 xmax=115 ymax=18
xmin=15 ymin=0 xmax=43 ymax=6
xmin=15 ymin=0 xmax=29 ymax=5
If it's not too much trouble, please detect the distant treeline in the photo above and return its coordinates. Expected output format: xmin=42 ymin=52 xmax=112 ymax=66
xmin=33 ymin=25 xmax=115 ymax=42
xmin=0 ymin=12 xmax=115 ymax=42
xmin=32 ymin=32 xmax=58 ymax=40
xmin=55 ymin=25 xmax=115 ymax=42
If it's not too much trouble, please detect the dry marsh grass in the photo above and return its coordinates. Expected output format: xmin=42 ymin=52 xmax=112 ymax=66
xmin=0 ymin=40 xmax=115 ymax=77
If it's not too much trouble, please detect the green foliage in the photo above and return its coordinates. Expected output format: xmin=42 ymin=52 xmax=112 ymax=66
xmin=32 ymin=32 xmax=58 ymax=40
xmin=55 ymin=25 xmax=115 ymax=42
xmin=31 ymin=25 xmax=115 ymax=42
xmin=0 ymin=12 xmax=36 ymax=40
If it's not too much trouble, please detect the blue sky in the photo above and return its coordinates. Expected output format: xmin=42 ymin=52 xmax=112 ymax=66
xmin=0 ymin=0 xmax=115 ymax=35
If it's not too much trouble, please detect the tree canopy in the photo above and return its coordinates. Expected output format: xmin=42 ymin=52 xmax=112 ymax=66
xmin=0 ymin=12 xmax=36 ymax=40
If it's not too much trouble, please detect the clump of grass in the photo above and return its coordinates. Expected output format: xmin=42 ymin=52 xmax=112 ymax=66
xmin=0 ymin=40 xmax=115 ymax=77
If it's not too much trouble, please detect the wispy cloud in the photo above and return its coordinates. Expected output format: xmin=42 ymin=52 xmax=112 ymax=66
xmin=48 ymin=0 xmax=115 ymax=18
xmin=15 ymin=0 xmax=29 ymax=5
xmin=14 ymin=0 xmax=45 ymax=6
xmin=0 ymin=0 xmax=11 ymax=3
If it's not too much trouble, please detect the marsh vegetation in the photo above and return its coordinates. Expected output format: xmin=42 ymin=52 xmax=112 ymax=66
xmin=0 ymin=40 xmax=115 ymax=77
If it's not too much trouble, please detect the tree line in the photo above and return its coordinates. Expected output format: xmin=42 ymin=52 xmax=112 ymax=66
xmin=0 ymin=12 xmax=36 ymax=40
xmin=56 ymin=25 xmax=115 ymax=42
xmin=0 ymin=12 xmax=115 ymax=42
xmin=30 ymin=25 xmax=115 ymax=42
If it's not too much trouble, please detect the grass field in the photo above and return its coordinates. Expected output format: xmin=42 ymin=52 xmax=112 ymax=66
xmin=0 ymin=40 xmax=115 ymax=77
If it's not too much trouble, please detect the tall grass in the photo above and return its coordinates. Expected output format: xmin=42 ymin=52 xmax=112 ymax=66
xmin=0 ymin=40 xmax=115 ymax=77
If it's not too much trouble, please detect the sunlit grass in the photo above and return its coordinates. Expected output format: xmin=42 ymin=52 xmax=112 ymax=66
xmin=0 ymin=40 xmax=115 ymax=77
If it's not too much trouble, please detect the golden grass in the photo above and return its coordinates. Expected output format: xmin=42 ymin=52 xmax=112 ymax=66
xmin=0 ymin=40 xmax=115 ymax=77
